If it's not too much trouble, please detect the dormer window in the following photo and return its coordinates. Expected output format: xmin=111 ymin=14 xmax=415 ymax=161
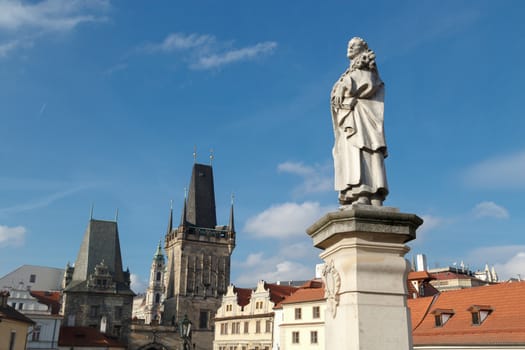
xmin=468 ymin=305 xmax=493 ymax=326
xmin=432 ymin=309 xmax=455 ymax=327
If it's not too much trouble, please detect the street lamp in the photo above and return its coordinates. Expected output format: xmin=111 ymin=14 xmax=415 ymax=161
xmin=179 ymin=314 xmax=192 ymax=350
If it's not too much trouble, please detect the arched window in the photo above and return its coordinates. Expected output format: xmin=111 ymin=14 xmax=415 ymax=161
xmin=156 ymin=272 xmax=161 ymax=281
xmin=155 ymin=293 xmax=160 ymax=304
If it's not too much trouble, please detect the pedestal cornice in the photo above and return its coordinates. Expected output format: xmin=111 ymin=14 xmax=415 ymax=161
xmin=306 ymin=205 xmax=423 ymax=250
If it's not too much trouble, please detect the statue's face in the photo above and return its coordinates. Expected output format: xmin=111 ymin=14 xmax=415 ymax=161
xmin=347 ymin=40 xmax=364 ymax=59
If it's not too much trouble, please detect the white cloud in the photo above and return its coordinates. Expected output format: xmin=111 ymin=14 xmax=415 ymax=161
xmin=243 ymin=201 xmax=332 ymax=238
xmin=472 ymin=201 xmax=509 ymax=219
xmin=0 ymin=38 xmax=31 ymax=57
xmin=0 ymin=0 xmax=109 ymax=31
xmin=0 ymin=224 xmax=26 ymax=247
xmin=495 ymin=252 xmax=525 ymax=280
xmin=463 ymin=150 xmax=525 ymax=189
xmin=142 ymin=32 xmax=277 ymax=70
xmin=0 ymin=0 xmax=109 ymax=57
xmin=278 ymin=161 xmax=332 ymax=196
xmin=466 ymin=246 xmax=525 ymax=280
xmin=0 ymin=185 xmax=91 ymax=214
xmin=233 ymin=252 xmax=314 ymax=286
xmin=130 ymin=273 xmax=147 ymax=294
xmin=419 ymin=214 xmax=443 ymax=233
xmin=193 ymin=41 xmax=277 ymax=70
xmin=155 ymin=32 xmax=214 ymax=52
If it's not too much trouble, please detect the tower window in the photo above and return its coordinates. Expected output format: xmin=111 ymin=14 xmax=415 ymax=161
xmin=199 ymin=310 xmax=209 ymax=329
xmin=155 ymin=293 xmax=160 ymax=304
xmin=156 ymin=272 xmax=161 ymax=281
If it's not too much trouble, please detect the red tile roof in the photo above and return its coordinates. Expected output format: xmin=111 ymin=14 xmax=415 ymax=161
xmin=30 ymin=290 xmax=61 ymax=315
xmin=233 ymin=283 xmax=298 ymax=308
xmin=408 ymin=271 xmax=434 ymax=281
xmin=58 ymin=327 xmax=126 ymax=348
xmin=409 ymin=282 xmax=525 ymax=345
xmin=280 ymin=287 xmax=325 ymax=305
xmin=234 ymin=286 xmax=253 ymax=307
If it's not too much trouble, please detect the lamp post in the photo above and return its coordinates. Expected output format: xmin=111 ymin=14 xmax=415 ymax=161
xmin=179 ymin=314 xmax=192 ymax=350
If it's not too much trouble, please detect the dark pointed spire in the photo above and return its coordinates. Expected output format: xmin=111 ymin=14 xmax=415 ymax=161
xmin=228 ymin=193 xmax=235 ymax=233
xmin=186 ymin=163 xmax=217 ymax=228
xmin=166 ymin=200 xmax=173 ymax=235
xmin=180 ymin=192 xmax=187 ymax=228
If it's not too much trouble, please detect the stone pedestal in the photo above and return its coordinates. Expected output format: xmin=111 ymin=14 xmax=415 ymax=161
xmin=307 ymin=205 xmax=422 ymax=350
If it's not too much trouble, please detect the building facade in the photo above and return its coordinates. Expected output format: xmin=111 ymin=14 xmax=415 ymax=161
xmin=6 ymin=288 xmax=62 ymax=350
xmin=0 ymin=291 xmax=35 ymax=350
xmin=278 ymin=281 xmax=324 ymax=350
xmin=214 ymin=281 xmax=297 ymax=350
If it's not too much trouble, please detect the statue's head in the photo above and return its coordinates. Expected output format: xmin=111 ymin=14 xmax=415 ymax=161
xmin=347 ymin=37 xmax=368 ymax=59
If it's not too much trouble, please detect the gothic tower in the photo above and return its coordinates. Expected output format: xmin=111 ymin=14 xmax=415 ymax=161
xmin=163 ymin=163 xmax=236 ymax=350
xmin=144 ymin=241 xmax=166 ymax=324
xmin=62 ymin=218 xmax=134 ymax=343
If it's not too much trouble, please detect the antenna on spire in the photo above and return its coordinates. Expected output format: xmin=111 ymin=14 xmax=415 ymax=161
xmin=209 ymin=148 xmax=214 ymax=165
xmin=193 ymin=145 xmax=197 ymax=163
xmin=231 ymin=192 xmax=235 ymax=205
xmin=90 ymin=203 xmax=94 ymax=220
xmin=170 ymin=199 xmax=173 ymax=210
xmin=115 ymin=208 xmax=119 ymax=222
xmin=184 ymin=187 xmax=188 ymax=199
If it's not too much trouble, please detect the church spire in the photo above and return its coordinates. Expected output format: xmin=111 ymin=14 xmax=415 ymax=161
xmin=180 ymin=191 xmax=187 ymax=228
xmin=228 ymin=193 xmax=235 ymax=233
xmin=166 ymin=200 xmax=173 ymax=235
xmin=154 ymin=240 xmax=163 ymax=260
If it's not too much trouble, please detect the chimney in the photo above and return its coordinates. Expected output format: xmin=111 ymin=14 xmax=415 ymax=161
xmin=0 ymin=290 xmax=10 ymax=307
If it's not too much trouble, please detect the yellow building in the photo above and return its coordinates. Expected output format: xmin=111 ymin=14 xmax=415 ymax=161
xmin=0 ymin=291 xmax=35 ymax=350
xmin=214 ymin=281 xmax=297 ymax=350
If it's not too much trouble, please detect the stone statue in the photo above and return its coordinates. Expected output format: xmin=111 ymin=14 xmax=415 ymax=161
xmin=331 ymin=37 xmax=388 ymax=206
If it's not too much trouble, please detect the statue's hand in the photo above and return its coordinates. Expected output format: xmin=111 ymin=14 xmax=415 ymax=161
xmin=332 ymin=95 xmax=343 ymax=108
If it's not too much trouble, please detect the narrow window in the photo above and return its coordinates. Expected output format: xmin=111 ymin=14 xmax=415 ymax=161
xmin=265 ymin=320 xmax=271 ymax=333
xmin=90 ymin=305 xmax=99 ymax=317
xmin=156 ymin=272 xmax=161 ymax=281
xmin=32 ymin=325 xmax=41 ymax=341
xmin=310 ymin=331 xmax=318 ymax=344
xmin=155 ymin=293 xmax=160 ymax=304
xmin=471 ymin=311 xmax=480 ymax=325
xmin=312 ymin=306 xmax=320 ymax=318
xmin=199 ymin=310 xmax=209 ymax=329
xmin=292 ymin=331 xmax=300 ymax=344
xmin=29 ymin=274 xmax=36 ymax=283
xmin=256 ymin=320 xmax=261 ymax=333
xmin=243 ymin=321 xmax=249 ymax=333
xmin=9 ymin=331 xmax=16 ymax=350
xmin=114 ymin=306 xmax=123 ymax=319
xmin=294 ymin=308 xmax=302 ymax=320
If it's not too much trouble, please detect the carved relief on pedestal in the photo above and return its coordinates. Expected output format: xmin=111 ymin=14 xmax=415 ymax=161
xmin=322 ymin=260 xmax=341 ymax=318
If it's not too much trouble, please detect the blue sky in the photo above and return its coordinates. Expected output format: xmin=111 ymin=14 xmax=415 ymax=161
xmin=1 ymin=0 xmax=525 ymax=292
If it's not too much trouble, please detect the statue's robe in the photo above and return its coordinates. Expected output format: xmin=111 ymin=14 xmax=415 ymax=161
xmin=331 ymin=68 xmax=388 ymax=204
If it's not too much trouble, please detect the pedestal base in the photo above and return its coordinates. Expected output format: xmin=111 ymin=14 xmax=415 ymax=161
xmin=307 ymin=204 xmax=422 ymax=350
